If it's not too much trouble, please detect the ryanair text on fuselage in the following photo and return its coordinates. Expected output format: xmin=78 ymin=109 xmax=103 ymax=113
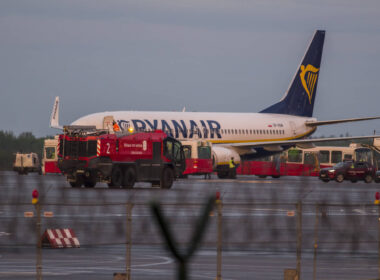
xmin=117 ymin=119 xmax=222 ymax=139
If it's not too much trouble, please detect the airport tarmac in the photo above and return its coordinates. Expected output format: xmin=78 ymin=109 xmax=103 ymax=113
xmin=1 ymin=171 xmax=380 ymax=279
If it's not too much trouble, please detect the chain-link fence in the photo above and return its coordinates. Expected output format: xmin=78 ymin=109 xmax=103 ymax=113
xmin=1 ymin=172 xmax=380 ymax=279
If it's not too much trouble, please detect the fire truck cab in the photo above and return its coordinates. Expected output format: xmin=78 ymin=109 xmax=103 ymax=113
xmin=58 ymin=126 xmax=186 ymax=189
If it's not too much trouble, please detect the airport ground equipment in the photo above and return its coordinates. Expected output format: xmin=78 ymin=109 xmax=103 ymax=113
xmin=57 ymin=126 xmax=186 ymax=189
xmin=181 ymin=140 xmax=213 ymax=177
xmin=41 ymin=228 xmax=80 ymax=248
xmin=42 ymin=136 xmax=61 ymax=174
xmin=212 ymin=146 xmax=240 ymax=179
xmin=13 ymin=152 xmax=41 ymax=175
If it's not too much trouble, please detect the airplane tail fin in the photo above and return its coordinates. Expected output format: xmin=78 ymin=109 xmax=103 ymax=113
xmin=50 ymin=96 xmax=63 ymax=129
xmin=260 ymin=30 xmax=325 ymax=117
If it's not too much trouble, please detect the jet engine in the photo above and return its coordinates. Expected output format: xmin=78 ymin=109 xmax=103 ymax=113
xmin=212 ymin=146 xmax=241 ymax=179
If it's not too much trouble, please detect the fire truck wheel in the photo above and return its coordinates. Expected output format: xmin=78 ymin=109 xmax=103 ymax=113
xmin=123 ymin=167 xmax=136 ymax=188
xmin=109 ymin=166 xmax=122 ymax=188
xmin=161 ymin=167 xmax=174 ymax=189
xmin=84 ymin=179 xmax=96 ymax=188
xmin=70 ymin=177 xmax=83 ymax=188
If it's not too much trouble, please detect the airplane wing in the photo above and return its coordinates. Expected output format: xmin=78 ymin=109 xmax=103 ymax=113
xmin=224 ymin=135 xmax=380 ymax=153
xmin=306 ymin=116 xmax=380 ymax=126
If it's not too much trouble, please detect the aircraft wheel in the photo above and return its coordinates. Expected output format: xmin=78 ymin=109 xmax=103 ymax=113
xmin=217 ymin=171 xmax=228 ymax=179
xmin=84 ymin=178 xmax=96 ymax=188
xmin=151 ymin=181 xmax=160 ymax=187
xmin=70 ymin=176 xmax=83 ymax=188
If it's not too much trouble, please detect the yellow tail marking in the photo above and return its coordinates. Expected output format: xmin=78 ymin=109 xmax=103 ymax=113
xmin=300 ymin=64 xmax=319 ymax=104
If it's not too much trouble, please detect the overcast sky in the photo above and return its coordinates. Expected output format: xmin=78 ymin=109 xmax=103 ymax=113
xmin=1 ymin=0 xmax=380 ymax=137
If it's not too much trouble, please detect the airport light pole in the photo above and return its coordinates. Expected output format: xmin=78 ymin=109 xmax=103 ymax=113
xmin=313 ymin=204 xmax=319 ymax=280
xmin=126 ymin=202 xmax=133 ymax=280
xmin=32 ymin=189 xmax=42 ymax=280
xmin=296 ymin=201 xmax=302 ymax=280
xmin=216 ymin=192 xmax=222 ymax=280
xmin=375 ymin=192 xmax=380 ymax=279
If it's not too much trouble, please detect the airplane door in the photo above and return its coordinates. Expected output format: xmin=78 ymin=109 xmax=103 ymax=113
xmin=103 ymin=116 xmax=114 ymax=132
xmin=289 ymin=121 xmax=297 ymax=136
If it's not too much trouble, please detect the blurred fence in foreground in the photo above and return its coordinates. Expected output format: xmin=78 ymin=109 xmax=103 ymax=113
xmin=1 ymin=201 xmax=379 ymax=254
xmin=1 ymin=172 xmax=380 ymax=279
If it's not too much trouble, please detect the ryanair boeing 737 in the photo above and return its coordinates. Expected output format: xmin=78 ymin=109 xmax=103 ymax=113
xmin=51 ymin=30 xmax=380 ymax=177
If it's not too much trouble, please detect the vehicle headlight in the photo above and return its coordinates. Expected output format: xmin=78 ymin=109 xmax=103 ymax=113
xmin=328 ymin=169 xmax=335 ymax=173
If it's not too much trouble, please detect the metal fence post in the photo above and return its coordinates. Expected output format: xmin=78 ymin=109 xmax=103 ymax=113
xmin=378 ymin=203 xmax=380 ymax=280
xmin=296 ymin=201 xmax=302 ymax=280
xmin=313 ymin=204 xmax=319 ymax=280
xmin=35 ymin=202 xmax=42 ymax=280
xmin=126 ymin=203 xmax=133 ymax=280
xmin=216 ymin=197 xmax=222 ymax=280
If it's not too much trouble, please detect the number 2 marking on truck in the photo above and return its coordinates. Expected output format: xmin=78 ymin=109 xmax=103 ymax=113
xmin=106 ymin=143 xmax=110 ymax=154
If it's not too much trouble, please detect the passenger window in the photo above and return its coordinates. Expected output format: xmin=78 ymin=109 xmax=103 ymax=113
xmin=319 ymin=150 xmax=330 ymax=164
xmin=183 ymin=146 xmax=191 ymax=159
xmin=344 ymin=154 xmax=353 ymax=160
xmin=288 ymin=149 xmax=302 ymax=163
xmin=331 ymin=151 xmax=342 ymax=164
xmin=45 ymin=147 xmax=55 ymax=159
xmin=198 ymin=146 xmax=211 ymax=159
xmin=304 ymin=152 xmax=316 ymax=165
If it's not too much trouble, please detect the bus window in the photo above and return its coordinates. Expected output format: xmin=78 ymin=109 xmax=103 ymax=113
xmin=355 ymin=148 xmax=372 ymax=163
xmin=344 ymin=154 xmax=353 ymax=160
xmin=45 ymin=147 xmax=55 ymax=160
xmin=304 ymin=152 xmax=316 ymax=165
xmin=183 ymin=145 xmax=192 ymax=159
xmin=288 ymin=149 xmax=302 ymax=163
xmin=198 ymin=146 xmax=211 ymax=159
xmin=331 ymin=151 xmax=342 ymax=164
xmin=319 ymin=150 xmax=330 ymax=164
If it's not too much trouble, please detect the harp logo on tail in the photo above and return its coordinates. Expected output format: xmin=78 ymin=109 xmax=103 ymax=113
xmin=300 ymin=64 xmax=319 ymax=104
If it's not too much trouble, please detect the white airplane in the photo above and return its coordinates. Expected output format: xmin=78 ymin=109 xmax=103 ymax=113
xmin=51 ymin=30 xmax=380 ymax=177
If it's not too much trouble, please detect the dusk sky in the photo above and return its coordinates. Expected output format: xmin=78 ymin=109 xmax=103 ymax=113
xmin=1 ymin=0 xmax=380 ymax=137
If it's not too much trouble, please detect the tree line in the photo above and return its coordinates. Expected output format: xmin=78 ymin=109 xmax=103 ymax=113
xmin=0 ymin=131 xmax=46 ymax=170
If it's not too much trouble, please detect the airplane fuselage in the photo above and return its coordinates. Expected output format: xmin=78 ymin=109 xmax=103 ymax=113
xmin=72 ymin=111 xmax=317 ymax=143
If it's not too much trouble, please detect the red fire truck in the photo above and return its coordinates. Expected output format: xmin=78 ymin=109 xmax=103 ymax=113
xmin=57 ymin=126 xmax=186 ymax=189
